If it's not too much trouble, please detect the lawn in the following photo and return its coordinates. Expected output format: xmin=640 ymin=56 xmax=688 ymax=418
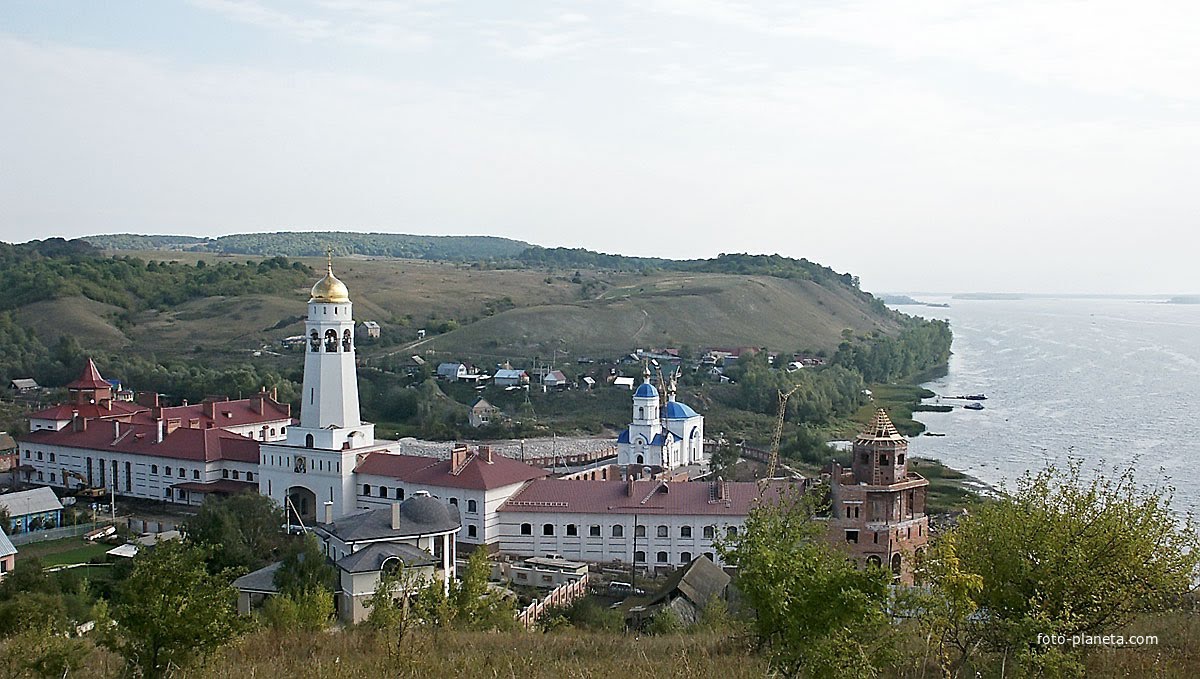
xmin=17 ymin=536 xmax=112 ymax=566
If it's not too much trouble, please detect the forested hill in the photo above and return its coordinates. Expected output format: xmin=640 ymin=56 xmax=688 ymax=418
xmin=84 ymin=232 xmax=532 ymax=261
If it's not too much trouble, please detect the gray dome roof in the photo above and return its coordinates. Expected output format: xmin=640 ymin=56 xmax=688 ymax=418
xmin=401 ymin=494 xmax=455 ymax=525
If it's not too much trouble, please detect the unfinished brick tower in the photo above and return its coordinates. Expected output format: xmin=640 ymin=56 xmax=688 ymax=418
xmin=829 ymin=409 xmax=929 ymax=584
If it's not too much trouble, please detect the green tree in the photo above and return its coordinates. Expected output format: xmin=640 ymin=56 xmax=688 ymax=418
xmin=184 ymin=492 xmax=287 ymax=573
xmin=718 ymin=489 xmax=893 ymax=678
xmin=447 ymin=548 xmax=516 ymax=631
xmin=260 ymin=533 xmax=338 ymax=631
xmin=939 ymin=460 xmax=1200 ymax=675
xmin=104 ymin=540 xmax=243 ymax=678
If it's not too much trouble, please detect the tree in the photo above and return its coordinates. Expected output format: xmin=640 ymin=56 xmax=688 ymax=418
xmin=718 ymin=488 xmax=893 ymax=678
xmin=104 ymin=540 xmax=243 ymax=678
xmin=448 ymin=548 xmax=516 ymax=632
xmin=184 ymin=492 xmax=287 ymax=573
xmin=932 ymin=460 xmax=1200 ymax=675
xmin=261 ymin=533 xmax=337 ymax=631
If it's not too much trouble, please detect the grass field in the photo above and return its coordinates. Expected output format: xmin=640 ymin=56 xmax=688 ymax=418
xmin=33 ymin=252 xmax=901 ymax=369
xmin=17 ymin=536 xmax=112 ymax=566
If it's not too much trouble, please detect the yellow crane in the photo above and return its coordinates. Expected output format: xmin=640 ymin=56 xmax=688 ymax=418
xmin=759 ymin=385 xmax=800 ymax=497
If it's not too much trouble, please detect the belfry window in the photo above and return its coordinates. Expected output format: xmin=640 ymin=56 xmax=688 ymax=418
xmin=324 ymin=329 xmax=338 ymax=352
xmin=342 ymin=329 xmax=352 ymax=352
xmin=310 ymin=331 xmax=320 ymax=351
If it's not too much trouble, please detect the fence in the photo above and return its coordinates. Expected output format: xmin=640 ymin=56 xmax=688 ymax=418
xmin=9 ymin=521 xmax=115 ymax=546
xmin=515 ymin=573 xmax=589 ymax=630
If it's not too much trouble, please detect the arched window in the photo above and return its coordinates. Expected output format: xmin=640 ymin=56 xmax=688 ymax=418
xmin=378 ymin=486 xmax=387 ymax=498
xmin=362 ymin=484 xmax=371 ymax=496
xmin=305 ymin=434 xmax=314 ymax=449
xmin=656 ymin=525 xmax=668 ymax=538
xmin=342 ymin=329 xmax=352 ymax=352
xmin=726 ymin=526 xmax=738 ymax=538
xmin=468 ymin=525 xmax=478 ymax=538
xmin=520 ymin=523 xmax=532 ymax=535
xmin=566 ymin=524 xmax=578 ymax=536
xmin=246 ymin=472 xmax=254 ymax=482
xmin=324 ymin=329 xmax=338 ymax=352
xmin=543 ymin=523 xmax=555 ymax=536
xmin=467 ymin=499 xmax=477 ymax=513
xmin=309 ymin=331 xmax=320 ymax=351
xmin=656 ymin=551 xmax=668 ymax=563
xmin=680 ymin=551 xmax=692 ymax=563
xmin=638 ymin=406 xmax=644 ymax=419
xmin=396 ymin=488 xmax=404 ymax=500
xmin=449 ymin=498 xmax=458 ymax=506
xmin=891 ymin=553 xmax=902 ymax=576
xmin=866 ymin=555 xmax=882 ymax=568
xmin=705 ymin=552 xmax=715 ymax=562
xmin=680 ymin=526 xmax=692 ymax=538
xmin=635 ymin=525 xmax=646 ymax=538
xmin=612 ymin=525 xmax=624 ymax=537
xmin=636 ymin=454 xmax=644 ymax=464
xmin=634 ymin=551 xmax=646 ymax=563
xmin=232 ymin=470 xmax=240 ymax=480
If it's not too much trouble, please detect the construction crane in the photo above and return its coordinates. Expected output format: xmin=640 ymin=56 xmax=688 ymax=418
xmin=759 ymin=385 xmax=800 ymax=497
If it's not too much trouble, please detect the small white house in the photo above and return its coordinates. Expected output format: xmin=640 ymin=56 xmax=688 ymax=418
xmin=437 ymin=363 xmax=469 ymax=382
xmin=494 ymin=369 xmax=528 ymax=388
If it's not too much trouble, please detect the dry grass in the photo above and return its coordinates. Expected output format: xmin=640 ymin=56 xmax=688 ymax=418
xmin=54 ymin=252 xmax=899 ymax=364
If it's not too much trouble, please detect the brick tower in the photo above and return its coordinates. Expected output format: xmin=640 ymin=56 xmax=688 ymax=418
xmin=829 ymin=409 xmax=929 ymax=584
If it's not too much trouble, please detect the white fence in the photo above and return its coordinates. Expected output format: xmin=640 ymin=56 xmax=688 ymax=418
xmin=515 ymin=573 xmax=589 ymax=630
xmin=9 ymin=522 xmax=115 ymax=546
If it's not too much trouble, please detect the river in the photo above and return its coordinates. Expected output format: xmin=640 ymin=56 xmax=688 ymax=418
xmin=893 ymin=297 xmax=1200 ymax=514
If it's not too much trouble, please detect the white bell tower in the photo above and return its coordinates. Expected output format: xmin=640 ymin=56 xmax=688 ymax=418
xmin=285 ymin=256 xmax=375 ymax=451
xmin=262 ymin=256 xmax=378 ymax=524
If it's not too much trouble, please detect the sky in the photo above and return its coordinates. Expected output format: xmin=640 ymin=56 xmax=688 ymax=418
xmin=1 ymin=1 xmax=1197 ymax=295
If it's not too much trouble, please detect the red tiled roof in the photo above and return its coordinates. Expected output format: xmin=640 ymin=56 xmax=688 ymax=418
xmin=67 ymin=358 xmax=110 ymax=390
xmin=354 ymin=451 xmax=547 ymax=491
xmin=498 ymin=478 xmax=796 ymax=516
xmin=129 ymin=396 xmax=291 ymax=429
xmin=20 ymin=421 xmax=259 ymax=463
xmin=28 ymin=402 xmax=146 ymax=422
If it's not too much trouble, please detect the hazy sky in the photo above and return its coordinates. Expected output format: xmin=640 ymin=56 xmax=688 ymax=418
xmin=2 ymin=1 xmax=1197 ymax=295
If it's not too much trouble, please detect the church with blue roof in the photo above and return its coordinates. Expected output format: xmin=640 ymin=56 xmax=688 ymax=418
xmin=617 ymin=367 xmax=705 ymax=470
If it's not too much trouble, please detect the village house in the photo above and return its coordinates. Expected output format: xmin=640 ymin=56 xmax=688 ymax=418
xmin=0 ymin=529 xmax=15 ymax=580
xmin=622 ymin=554 xmax=730 ymax=628
xmin=0 ymin=487 xmax=64 ymax=535
xmin=493 ymin=368 xmax=528 ymax=388
xmin=315 ymin=493 xmax=460 ymax=623
xmin=359 ymin=320 xmax=381 ymax=339
xmin=468 ymin=398 xmax=499 ymax=428
xmin=8 ymin=378 xmax=39 ymax=394
xmin=436 ymin=362 xmax=469 ymax=382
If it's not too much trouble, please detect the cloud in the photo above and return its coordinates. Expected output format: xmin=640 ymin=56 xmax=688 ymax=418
xmin=188 ymin=0 xmax=433 ymax=50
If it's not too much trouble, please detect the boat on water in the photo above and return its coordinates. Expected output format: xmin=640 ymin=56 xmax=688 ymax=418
xmin=948 ymin=394 xmax=988 ymax=400
xmin=923 ymin=432 xmax=946 ymax=437
xmin=963 ymin=402 xmax=985 ymax=411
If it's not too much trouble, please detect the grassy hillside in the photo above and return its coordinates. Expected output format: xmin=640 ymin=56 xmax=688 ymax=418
xmin=39 ymin=252 xmax=900 ymax=365
xmin=83 ymin=232 xmax=532 ymax=260
xmin=428 ymin=272 xmax=900 ymax=358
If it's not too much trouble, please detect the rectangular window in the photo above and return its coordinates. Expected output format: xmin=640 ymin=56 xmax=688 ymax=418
xmin=846 ymin=530 xmax=859 ymax=544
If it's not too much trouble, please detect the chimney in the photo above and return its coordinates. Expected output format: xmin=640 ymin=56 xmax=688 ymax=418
xmin=73 ymin=413 xmax=86 ymax=432
xmin=391 ymin=501 xmax=401 ymax=530
xmin=626 ymin=476 xmax=635 ymax=497
xmin=113 ymin=421 xmax=120 ymax=438
xmin=206 ymin=401 xmax=217 ymax=420
xmin=450 ymin=444 xmax=469 ymax=473
xmin=157 ymin=418 xmax=164 ymax=443
xmin=137 ymin=392 xmax=160 ymax=409
xmin=479 ymin=445 xmax=492 ymax=463
xmin=253 ymin=394 xmax=264 ymax=415
xmin=323 ymin=501 xmax=334 ymax=525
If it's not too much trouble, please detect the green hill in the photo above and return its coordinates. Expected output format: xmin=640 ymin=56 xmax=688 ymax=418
xmin=83 ymin=231 xmax=532 ymax=261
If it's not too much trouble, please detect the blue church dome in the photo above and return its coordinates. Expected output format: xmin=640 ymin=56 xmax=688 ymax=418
xmin=664 ymin=401 xmax=699 ymax=419
xmin=634 ymin=382 xmax=659 ymax=399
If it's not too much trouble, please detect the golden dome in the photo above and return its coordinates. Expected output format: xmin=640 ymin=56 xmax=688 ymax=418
xmin=309 ymin=256 xmax=350 ymax=303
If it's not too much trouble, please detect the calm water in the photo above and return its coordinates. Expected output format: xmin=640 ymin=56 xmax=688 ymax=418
xmin=894 ymin=297 xmax=1200 ymax=514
